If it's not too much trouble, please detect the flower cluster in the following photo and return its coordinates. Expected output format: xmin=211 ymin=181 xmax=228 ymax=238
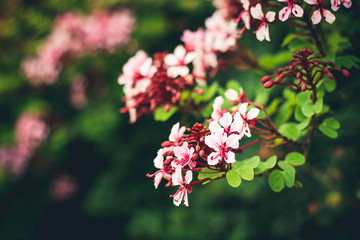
xmin=22 ymin=9 xmax=135 ymax=85
xmin=260 ymin=48 xmax=350 ymax=91
xmin=147 ymin=90 xmax=263 ymax=206
xmin=0 ymin=113 xmax=49 ymax=176
xmin=118 ymin=11 xmax=241 ymax=123
xmin=212 ymin=0 xmax=352 ymax=41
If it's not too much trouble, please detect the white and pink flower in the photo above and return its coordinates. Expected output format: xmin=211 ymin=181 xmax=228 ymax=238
xmin=236 ymin=0 xmax=251 ymax=32
xmin=278 ymin=0 xmax=304 ymax=21
xmin=304 ymin=0 xmax=336 ymax=24
xmin=211 ymin=96 xmax=227 ymax=122
xmin=170 ymin=167 xmax=193 ymax=206
xmin=238 ymin=103 xmax=260 ymax=138
xmin=169 ymin=122 xmax=186 ymax=145
xmin=331 ymin=0 xmax=352 ymax=11
xmin=171 ymin=142 xmax=195 ymax=169
xmin=250 ymin=3 xmax=276 ymax=41
xmin=164 ymin=45 xmax=197 ymax=78
xmin=205 ymin=128 xmax=240 ymax=165
xmin=209 ymin=112 xmax=243 ymax=136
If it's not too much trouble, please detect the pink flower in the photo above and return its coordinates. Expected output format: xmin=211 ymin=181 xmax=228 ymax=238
xmin=331 ymin=0 xmax=352 ymax=11
xmin=211 ymin=96 xmax=227 ymax=122
xmin=278 ymin=0 xmax=304 ymax=21
xmin=170 ymin=167 xmax=193 ymax=206
xmin=304 ymin=0 xmax=336 ymax=24
xmin=250 ymin=3 xmax=276 ymax=41
xmin=205 ymin=11 xmax=239 ymax=52
xmin=204 ymin=128 xmax=240 ymax=165
xmin=238 ymin=103 xmax=260 ymax=138
xmin=50 ymin=175 xmax=78 ymax=201
xmin=147 ymin=148 xmax=173 ymax=189
xmin=118 ymin=50 xmax=156 ymax=86
xmin=169 ymin=122 xmax=186 ymax=145
xmin=70 ymin=76 xmax=88 ymax=109
xmin=171 ymin=142 xmax=195 ymax=168
xmin=164 ymin=45 xmax=197 ymax=78
xmin=181 ymin=29 xmax=205 ymax=52
xmin=209 ymin=112 xmax=243 ymax=136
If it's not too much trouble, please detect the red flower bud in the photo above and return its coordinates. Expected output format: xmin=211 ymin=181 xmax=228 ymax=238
xmin=197 ymin=88 xmax=204 ymax=95
xmin=260 ymin=75 xmax=272 ymax=83
xmin=342 ymin=69 xmax=350 ymax=78
xmin=301 ymin=83 xmax=307 ymax=91
xmin=275 ymin=75 xmax=283 ymax=83
xmin=164 ymin=104 xmax=171 ymax=112
xmin=297 ymin=79 xmax=301 ymax=86
xmin=264 ymin=81 xmax=275 ymax=88
xmin=326 ymin=72 xmax=334 ymax=79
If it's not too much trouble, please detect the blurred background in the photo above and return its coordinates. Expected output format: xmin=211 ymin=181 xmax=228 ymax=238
xmin=0 ymin=0 xmax=359 ymax=239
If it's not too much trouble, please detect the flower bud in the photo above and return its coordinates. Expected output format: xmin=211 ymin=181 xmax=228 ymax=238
xmin=296 ymin=72 xmax=301 ymax=79
xmin=326 ymin=72 xmax=334 ymax=79
xmin=275 ymin=74 xmax=283 ymax=83
xmin=161 ymin=141 xmax=173 ymax=147
xmin=195 ymin=145 xmax=201 ymax=152
xmin=342 ymin=70 xmax=350 ymax=78
xmin=297 ymin=79 xmax=301 ymax=86
xmin=199 ymin=150 xmax=205 ymax=157
xmin=164 ymin=104 xmax=171 ymax=112
xmin=260 ymin=75 xmax=272 ymax=83
xmin=264 ymin=81 xmax=275 ymax=88
xmin=197 ymin=88 xmax=204 ymax=95
xmin=301 ymin=83 xmax=307 ymax=91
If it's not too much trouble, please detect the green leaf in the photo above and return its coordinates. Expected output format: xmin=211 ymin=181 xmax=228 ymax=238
xmin=301 ymin=104 xmax=315 ymax=117
xmin=269 ymin=170 xmax=285 ymax=192
xmin=279 ymin=123 xmax=300 ymax=140
xmin=264 ymin=155 xmax=277 ymax=169
xmin=295 ymin=105 xmax=308 ymax=122
xmin=267 ymin=98 xmax=281 ymax=116
xmin=238 ymin=164 xmax=254 ymax=181
xmin=283 ymin=166 xmax=295 ymax=188
xmin=281 ymin=33 xmax=297 ymax=47
xmin=226 ymin=169 xmax=241 ymax=187
xmin=324 ymin=78 xmax=336 ymax=92
xmin=278 ymin=160 xmax=291 ymax=171
xmin=154 ymin=106 xmax=177 ymax=121
xmin=296 ymin=91 xmax=311 ymax=106
xmin=314 ymin=98 xmax=323 ymax=114
xmin=243 ymin=156 xmax=260 ymax=168
xmin=254 ymin=162 xmax=266 ymax=174
xmin=285 ymin=152 xmax=305 ymax=166
xmin=323 ymin=117 xmax=340 ymax=129
xmin=319 ymin=124 xmax=338 ymax=138
xmin=334 ymin=55 xmax=360 ymax=69
xmin=297 ymin=119 xmax=310 ymax=131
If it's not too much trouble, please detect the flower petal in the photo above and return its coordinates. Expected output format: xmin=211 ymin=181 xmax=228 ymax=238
xmin=184 ymin=170 xmax=193 ymax=184
xmin=323 ymin=9 xmax=336 ymax=24
xmin=250 ymin=4 xmax=264 ymax=20
xmin=293 ymin=4 xmax=304 ymax=17
xmin=247 ymin=107 xmax=260 ymax=119
xmin=220 ymin=112 xmax=233 ymax=128
xmin=226 ymin=151 xmax=236 ymax=164
xmin=279 ymin=7 xmax=291 ymax=22
xmin=224 ymin=89 xmax=239 ymax=101
xmin=311 ymin=9 xmax=322 ymax=24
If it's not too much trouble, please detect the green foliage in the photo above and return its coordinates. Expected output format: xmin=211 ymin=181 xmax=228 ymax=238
xmin=226 ymin=156 xmax=260 ymax=188
xmin=154 ymin=106 xmax=177 ymax=121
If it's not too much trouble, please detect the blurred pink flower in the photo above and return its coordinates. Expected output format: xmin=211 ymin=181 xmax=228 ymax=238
xmin=50 ymin=175 xmax=78 ymax=201
xmin=70 ymin=76 xmax=88 ymax=109
xmin=0 ymin=113 xmax=49 ymax=176
xmin=22 ymin=9 xmax=135 ymax=85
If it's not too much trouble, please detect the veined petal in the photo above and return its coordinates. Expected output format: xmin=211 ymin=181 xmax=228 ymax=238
xmin=209 ymin=121 xmax=221 ymax=133
xmin=247 ymin=107 xmax=260 ymax=119
xmin=304 ymin=0 xmax=317 ymax=5
xmin=226 ymin=151 xmax=236 ymax=164
xmin=154 ymin=148 xmax=164 ymax=169
xmin=293 ymin=4 xmax=304 ymax=17
xmin=264 ymin=24 xmax=271 ymax=41
xmin=139 ymin=58 xmax=153 ymax=76
xmin=323 ymin=9 xmax=336 ymax=24
xmin=250 ymin=4 xmax=264 ymax=20
xmin=256 ymin=24 xmax=266 ymax=41
xmin=183 ymin=191 xmax=189 ymax=207
xmin=164 ymin=54 xmax=178 ymax=66
xmin=279 ymin=6 xmax=291 ymax=22
xmin=220 ymin=112 xmax=233 ymax=129
xmin=266 ymin=11 xmax=276 ymax=22
xmin=172 ymin=188 xmax=183 ymax=206
xmin=241 ymin=0 xmax=250 ymax=10
xmin=238 ymin=102 xmax=248 ymax=116
xmin=205 ymin=134 xmax=218 ymax=150
xmin=173 ymin=145 xmax=183 ymax=160
xmin=172 ymin=166 xmax=183 ymax=186
xmin=207 ymin=152 xmax=221 ymax=165
xmin=344 ymin=0 xmax=352 ymax=8
xmin=226 ymin=134 xmax=240 ymax=149
xmin=154 ymin=172 xmax=163 ymax=189
xmin=224 ymin=89 xmax=239 ymax=101
xmin=230 ymin=112 xmax=243 ymax=134
xmin=174 ymin=45 xmax=186 ymax=60
xmin=184 ymin=170 xmax=193 ymax=184
xmin=184 ymin=51 xmax=197 ymax=64
xmin=167 ymin=66 xmax=189 ymax=78
xmin=311 ymin=9 xmax=322 ymax=24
